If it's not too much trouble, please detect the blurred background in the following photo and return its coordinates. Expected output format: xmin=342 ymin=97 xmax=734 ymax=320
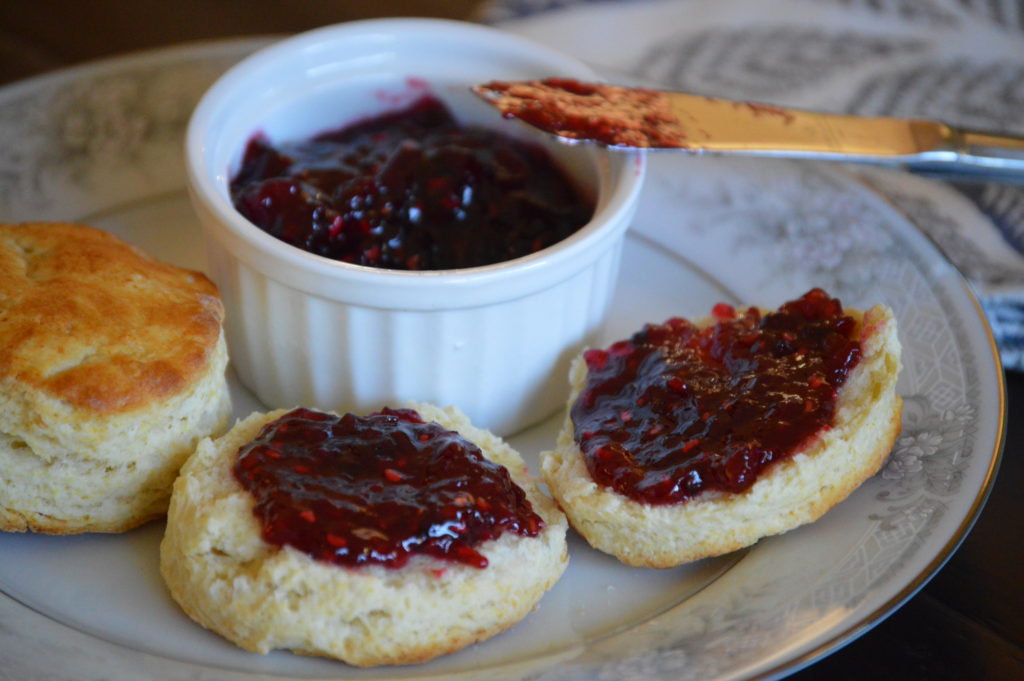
xmin=0 ymin=1 xmax=482 ymax=86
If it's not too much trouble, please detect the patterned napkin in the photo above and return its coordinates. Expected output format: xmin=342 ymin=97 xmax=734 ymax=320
xmin=477 ymin=0 xmax=1024 ymax=370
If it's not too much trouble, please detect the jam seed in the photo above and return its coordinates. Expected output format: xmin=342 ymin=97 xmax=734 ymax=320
xmin=712 ymin=302 xmax=736 ymax=320
xmin=353 ymin=527 xmax=388 ymax=541
xmin=328 ymin=216 xmax=343 ymax=237
xmin=584 ymin=348 xmax=609 ymax=371
xmin=452 ymin=493 xmax=475 ymax=507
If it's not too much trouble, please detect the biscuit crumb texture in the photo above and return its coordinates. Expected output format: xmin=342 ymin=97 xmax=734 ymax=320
xmin=542 ymin=304 xmax=903 ymax=568
xmin=0 ymin=222 xmax=232 ymax=534
xmin=160 ymin=403 xmax=568 ymax=666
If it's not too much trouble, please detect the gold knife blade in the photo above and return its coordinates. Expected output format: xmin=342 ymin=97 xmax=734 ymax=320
xmin=664 ymin=93 xmax=940 ymax=156
xmin=472 ymin=79 xmax=1024 ymax=177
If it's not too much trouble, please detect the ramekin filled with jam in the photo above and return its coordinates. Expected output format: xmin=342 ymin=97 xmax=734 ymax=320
xmin=186 ymin=18 xmax=645 ymax=435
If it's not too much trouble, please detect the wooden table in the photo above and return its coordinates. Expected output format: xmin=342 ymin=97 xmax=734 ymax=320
xmin=1 ymin=3 xmax=1020 ymax=679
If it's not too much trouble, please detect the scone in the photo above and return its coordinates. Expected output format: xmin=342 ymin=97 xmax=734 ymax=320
xmin=160 ymin=403 xmax=568 ymax=666
xmin=0 ymin=222 xmax=232 ymax=534
xmin=542 ymin=288 xmax=902 ymax=568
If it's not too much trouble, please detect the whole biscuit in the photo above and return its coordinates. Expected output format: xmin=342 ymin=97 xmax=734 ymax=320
xmin=0 ymin=222 xmax=232 ymax=533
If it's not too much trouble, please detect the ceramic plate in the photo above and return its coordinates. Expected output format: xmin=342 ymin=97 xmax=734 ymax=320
xmin=0 ymin=40 xmax=1004 ymax=681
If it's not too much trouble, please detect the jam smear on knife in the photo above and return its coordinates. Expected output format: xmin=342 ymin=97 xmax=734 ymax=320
xmin=474 ymin=77 xmax=688 ymax=148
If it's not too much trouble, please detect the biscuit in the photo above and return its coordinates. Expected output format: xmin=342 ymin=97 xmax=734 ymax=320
xmin=160 ymin=403 xmax=568 ymax=666
xmin=542 ymin=297 xmax=902 ymax=568
xmin=0 ymin=222 xmax=231 ymax=534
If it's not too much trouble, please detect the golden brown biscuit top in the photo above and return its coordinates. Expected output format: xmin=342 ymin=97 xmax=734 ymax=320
xmin=0 ymin=222 xmax=225 ymax=414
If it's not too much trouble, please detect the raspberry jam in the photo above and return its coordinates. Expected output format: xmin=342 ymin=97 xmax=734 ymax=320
xmin=229 ymin=95 xmax=592 ymax=270
xmin=233 ymin=407 xmax=543 ymax=569
xmin=475 ymin=78 xmax=796 ymax=149
xmin=571 ymin=289 xmax=863 ymax=505
xmin=474 ymin=78 xmax=688 ymax=148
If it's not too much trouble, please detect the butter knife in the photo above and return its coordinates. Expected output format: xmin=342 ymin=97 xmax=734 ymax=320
xmin=472 ymin=79 xmax=1024 ymax=182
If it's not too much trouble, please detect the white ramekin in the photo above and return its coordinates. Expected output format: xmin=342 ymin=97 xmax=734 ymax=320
xmin=186 ymin=18 xmax=645 ymax=435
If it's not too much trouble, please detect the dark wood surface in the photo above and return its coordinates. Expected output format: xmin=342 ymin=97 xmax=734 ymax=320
xmin=1 ymin=3 xmax=1021 ymax=680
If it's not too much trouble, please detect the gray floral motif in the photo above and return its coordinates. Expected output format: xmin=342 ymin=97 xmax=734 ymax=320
xmin=884 ymin=430 xmax=944 ymax=480
xmin=0 ymin=55 xmax=238 ymax=215
xmin=676 ymin=163 xmax=901 ymax=295
xmin=595 ymin=648 xmax=692 ymax=681
xmin=749 ymin=197 xmax=895 ymax=293
xmin=629 ymin=28 xmax=927 ymax=99
xmin=581 ymin=576 xmax=807 ymax=681
xmin=876 ymin=393 xmax=970 ymax=499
